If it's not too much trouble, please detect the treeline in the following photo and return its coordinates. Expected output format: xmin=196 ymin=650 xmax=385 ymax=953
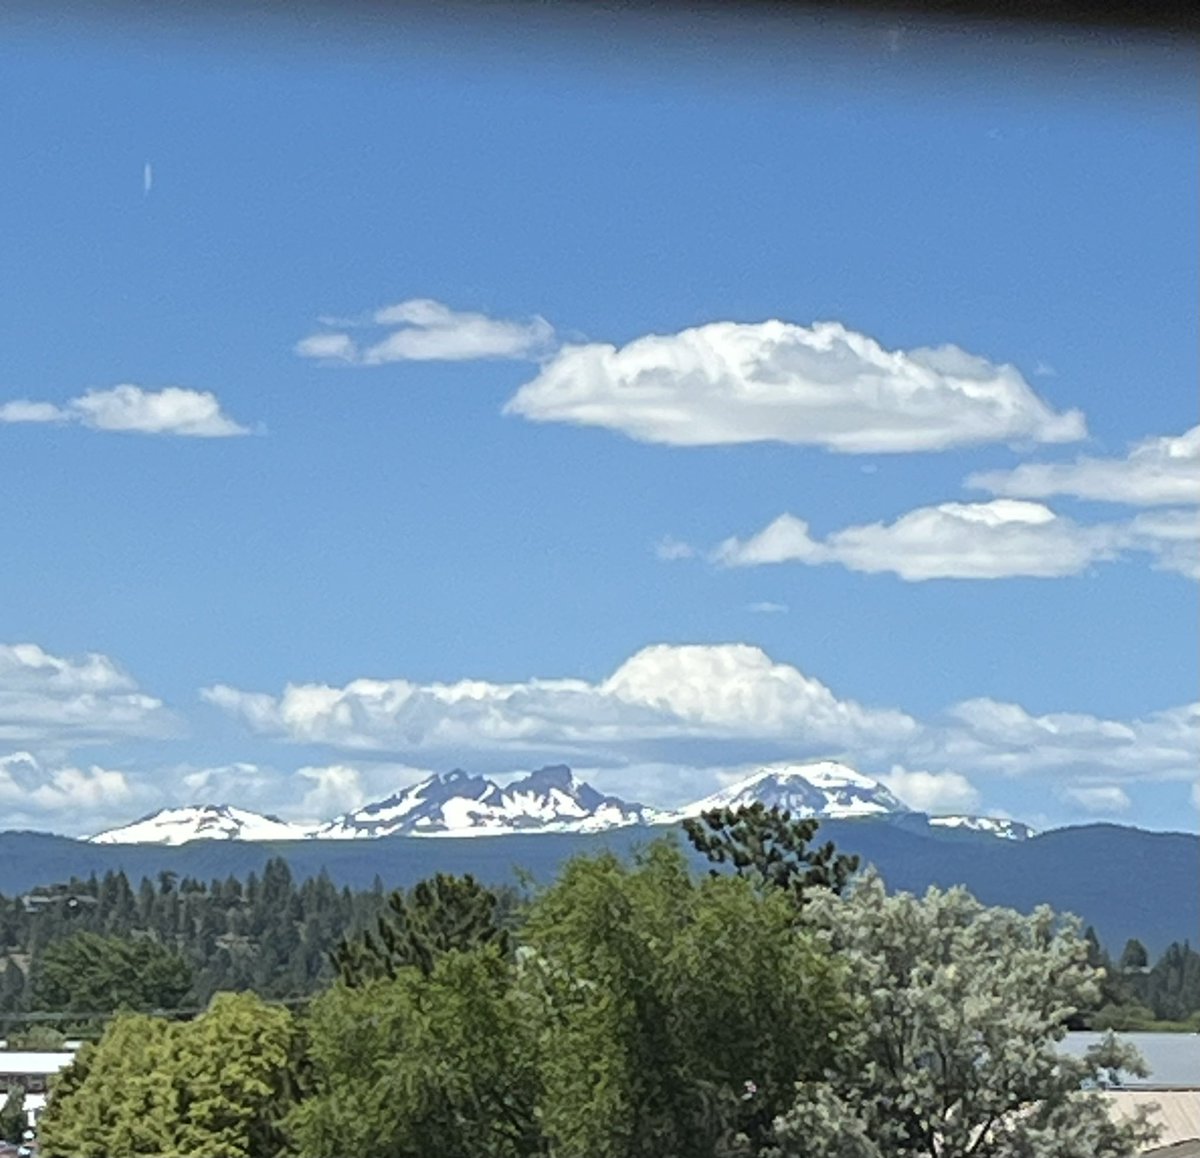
xmin=1083 ymin=928 xmax=1200 ymax=1030
xmin=20 ymin=809 xmax=1175 ymax=1157
xmin=0 ymin=838 xmax=1196 ymax=1038
xmin=0 ymin=860 xmax=400 ymax=1021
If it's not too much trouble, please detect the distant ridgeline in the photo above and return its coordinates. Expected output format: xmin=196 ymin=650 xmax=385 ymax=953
xmin=0 ymin=848 xmax=1197 ymax=1034
xmin=0 ymin=816 xmax=1196 ymax=956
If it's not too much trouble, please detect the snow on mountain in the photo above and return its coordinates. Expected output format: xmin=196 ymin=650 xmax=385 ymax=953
xmin=928 ymin=815 xmax=1035 ymax=841
xmin=90 ymin=805 xmax=316 ymax=846
xmin=85 ymin=763 xmax=1030 ymax=844
xmin=314 ymin=765 xmax=659 ymax=839
xmin=669 ymin=760 xmax=910 ymax=821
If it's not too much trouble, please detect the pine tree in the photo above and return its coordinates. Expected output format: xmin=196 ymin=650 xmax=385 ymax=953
xmin=0 ymin=1087 xmax=26 ymax=1144
xmin=683 ymin=802 xmax=859 ymax=905
xmin=333 ymin=873 xmax=512 ymax=985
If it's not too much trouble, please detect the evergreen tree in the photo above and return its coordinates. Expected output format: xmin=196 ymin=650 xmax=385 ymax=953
xmin=1119 ymin=938 xmax=1149 ymax=971
xmin=683 ymin=802 xmax=859 ymax=904
xmin=333 ymin=873 xmax=511 ymax=985
xmin=0 ymin=1087 xmax=26 ymax=1144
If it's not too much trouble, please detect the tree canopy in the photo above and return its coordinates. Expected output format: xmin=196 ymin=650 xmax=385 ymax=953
xmin=37 ymin=992 xmax=298 ymax=1158
xmin=769 ymin=875 xmax=1159 ymax=1158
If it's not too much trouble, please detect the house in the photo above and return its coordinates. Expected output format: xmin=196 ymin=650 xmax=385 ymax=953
xmin=0 ymin=1051 xmax=76 ymax=1126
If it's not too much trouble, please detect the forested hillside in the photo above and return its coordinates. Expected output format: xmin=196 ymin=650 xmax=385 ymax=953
xmin=0 ymin=851 xmax=1195 ymax=1034
xmin=0 ymin=860 xmax=396 ymax=1019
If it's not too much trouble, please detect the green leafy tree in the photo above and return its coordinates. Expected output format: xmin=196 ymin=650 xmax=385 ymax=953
xmin=333 ymin=873 xmax=511 ymax=985
xmin=32 ymin=932 xmax=192 ymax=1014
xmin=38 ymin=993 xmax=297 ymax=1158
xmin=6 ymin=1024 xmax=67 ymax=1050
xmin=522 ymin=839 xmax=848 ymax=1158
xmin=769 ymin=874 xmax=1160 ymax=1158
xmin=683 ymin=803 xmax=859 ymax=904
xmin=37 ymin=1014 xmax=180 ymax=1157
xmin=289 ymin=946 xmax=543 ymax=1158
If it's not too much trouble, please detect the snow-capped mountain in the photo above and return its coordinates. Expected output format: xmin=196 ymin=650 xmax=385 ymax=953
xmin=670 ymin=761 xmax=910 ymax=821
xmin=90 ymin=805 xmax=316 ymax=846
xmin=85 ymin=762 xmax=1030 ymax=844
xmin=928 ymin=815 xmax=1035 ymax=841
xmin=315 ymin=766 xmax=662 ymax=839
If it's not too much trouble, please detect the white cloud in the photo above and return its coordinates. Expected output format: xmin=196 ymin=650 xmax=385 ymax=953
xmin=295 ymin=764 xmax=366 ymax=818
xmin=297 ymin=298 xmax=555 ymax=365
xmin=203 ymin=642 xmax=919 ymax=762
xmin=0 ymin=751 xmax=137 ymax=817
xmin=0 ymin=385 xmax=250 ymax=437
xmin=180 ymin=762 xmax=280 ymax=804
xmin=655 ymin=535 xmax=696 ymax=561
xmin=0 ymin=400 xmax=68 ymax=423
xmin=715 ymin=500 xmax=1124 ymax=581
xmin=70 ymin=385 xmax=249 ymax=436
xmin=880 ymin=766 xmax=981 ymax=814
xmin=1193 ymin=779 xmax=1200 ymax=811
xmin=932 ymin=699 xmax=1199 ymax=782
xmin=746 ymin=601 xmax=788 ymax=614
xmin=1126 ymin=508 xmax=1200 ymax=579
xmin=969 ymin=426 xmax=1200 ymax=507
xmin=0 ymin=642 xmax=177 ymax=745
xmin=204 ymin=642 xmax=1199 ymax=829
xmin=505 ymin=319 xmax=1085 ymax=452
xmin=1060 ymin=784 xmax=1132 ymax=815
xmin=180 ymin=761 xmax=367 ymax=821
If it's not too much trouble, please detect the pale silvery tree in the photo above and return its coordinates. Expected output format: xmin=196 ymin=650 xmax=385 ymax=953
xmin=768 ymin=875 xmax=1159 ymax=1158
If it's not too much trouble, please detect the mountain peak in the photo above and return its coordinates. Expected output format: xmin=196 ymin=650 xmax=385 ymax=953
xmin=315 ymin=766 xmax=652 ymax=839
xmin=90 ymin=805 xmax=314 ymax=846
xmin=516 ymin=764 xmax=576 ymax=792
xmin=674 ymin=761 xmax=909 ymax=820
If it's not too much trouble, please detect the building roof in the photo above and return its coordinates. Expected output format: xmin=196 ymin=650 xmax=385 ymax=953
xmin=0 ymin=1051 xmax=75 ymax=1076
xmin=1106 ymin=1090 xmax=1200 ymax=1153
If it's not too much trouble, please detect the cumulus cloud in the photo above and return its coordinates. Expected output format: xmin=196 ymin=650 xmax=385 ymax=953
xmin=715 ymin=500 xmax=1124 ymax=581
xmin=969 ymin=426 xmax=1200 ymax=507
xmin=0 ymin=642 xmax=177 ymax=745
xmin=1060 ymin=784 xmax=1132 ymax=815
xmin=880 ymin=766 xmax=981 ymax=814
xmin=0 ymin=385 xmax=249 ymax=437
xmin=297 ymin=298 xmax=555 ymax=365
xmin=0 ymin=751 xmax=137 ymax=818
xmin=203 ymin=642 xmax=919 ymax=762
xmin=505 ymin=320 xmax=1085 ymax=452
xmin=203 ymin=643 xmax=1198 ymax=809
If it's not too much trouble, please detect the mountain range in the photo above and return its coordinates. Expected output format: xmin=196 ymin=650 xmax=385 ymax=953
xmin=0 ymin=763 xmax=1192 ymax=953
xmin=87 ymin=761 xmax=1036 ymax=845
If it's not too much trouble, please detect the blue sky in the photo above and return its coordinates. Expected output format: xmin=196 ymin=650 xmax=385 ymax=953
xmin=1 ymin=6 xmax=1196 ymax=835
